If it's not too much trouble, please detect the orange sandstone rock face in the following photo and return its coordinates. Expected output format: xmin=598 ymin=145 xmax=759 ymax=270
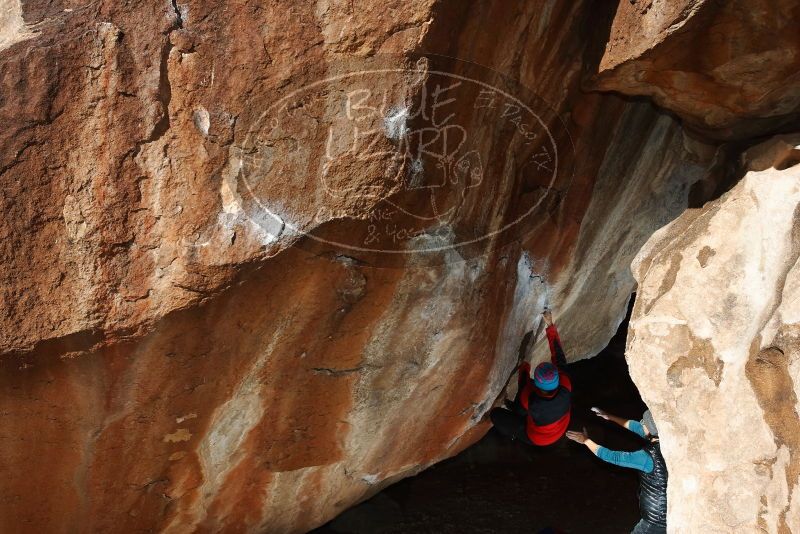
xmin=0 ymin=0 xmax=790 ymax=532
xmin=592 ymin=0 xmax=800 ymax=139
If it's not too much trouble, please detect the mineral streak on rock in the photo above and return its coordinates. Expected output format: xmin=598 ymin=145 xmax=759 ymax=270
xmin=0 ymin=0 xmax=799 ymax=532
xmin=0 ymin=0 xmax=31 ymax=51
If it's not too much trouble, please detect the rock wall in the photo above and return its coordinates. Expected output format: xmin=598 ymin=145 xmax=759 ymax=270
xmin=597 ymin=3 xmax=800 ymax=532
xmin=592 ymin=0 xmax=800 ymax=140
xmin=0 ymin=0 xmax=798 ymax=532
xmin=628 ymin=137 xmax=800 ymax=533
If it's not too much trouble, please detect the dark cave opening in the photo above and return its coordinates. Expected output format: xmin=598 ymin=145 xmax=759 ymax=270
xmin=314 ymin=298 xmax=647 ymax=534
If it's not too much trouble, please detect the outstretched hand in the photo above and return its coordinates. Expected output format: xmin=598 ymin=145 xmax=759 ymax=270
xmin=542 ymin=309 xmax=554 ymax=326
xmin=591 ymin=407 xmax=610 ymax=420
xmin=566 ymin=427 xmax=589 ymax=444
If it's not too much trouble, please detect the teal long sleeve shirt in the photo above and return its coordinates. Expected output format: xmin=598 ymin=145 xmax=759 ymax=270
xmin=594 ymin=420 xmax=654 ymax=473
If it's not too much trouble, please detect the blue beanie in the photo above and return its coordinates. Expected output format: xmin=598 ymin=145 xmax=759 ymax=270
xmin=534 ymin=362 xmax=560 ymax=391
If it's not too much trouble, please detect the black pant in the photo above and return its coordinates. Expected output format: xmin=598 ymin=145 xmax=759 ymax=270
xmin=490 ymin=407 xmax=533 ymax=444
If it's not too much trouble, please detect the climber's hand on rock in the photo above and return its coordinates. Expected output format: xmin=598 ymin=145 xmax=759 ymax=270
xmin=566 ymin=428 xmax=588 ymax=444
xmin=591 ymin=407 xmax=610 ymax=420
xmin=542 ymin=309 xmax=553 ymax=326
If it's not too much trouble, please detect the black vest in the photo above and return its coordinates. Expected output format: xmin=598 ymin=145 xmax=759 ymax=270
xmin=639 ymin=439 xmax=668 ymax=527
xmin=528 ymin=386 xmax=571 ymax=425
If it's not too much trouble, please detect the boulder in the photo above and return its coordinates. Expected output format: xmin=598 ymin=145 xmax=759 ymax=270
xmin=628 ymin=136 xmax=800 ymax=532
xmin=0 ymin=0 xmax=778 ymax=531
xmin=592 ymin=0 xmax=800 ymax=140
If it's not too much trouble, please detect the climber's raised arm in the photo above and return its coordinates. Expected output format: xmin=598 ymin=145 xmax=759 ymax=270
xmin=542 ymin=309 xmax=568 ymax=370
xmin=591 ymin=408 xmax=648 ymax=436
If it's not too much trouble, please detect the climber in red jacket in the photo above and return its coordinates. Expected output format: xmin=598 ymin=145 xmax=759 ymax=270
xmin=490 ymin=309 xmax=572 ymax=446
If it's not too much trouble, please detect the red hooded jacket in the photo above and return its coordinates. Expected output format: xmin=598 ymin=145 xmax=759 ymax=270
xmin=517 ymin=325 xmax=572 ymax=445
